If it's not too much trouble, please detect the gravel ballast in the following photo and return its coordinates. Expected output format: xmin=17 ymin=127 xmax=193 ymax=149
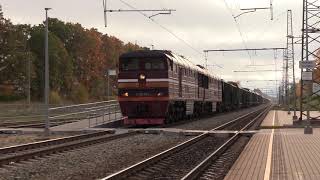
xmin=0 ymin=133 xmax=190 ymax=180
xmin=173 ymin=105 xmax=264 ymax=130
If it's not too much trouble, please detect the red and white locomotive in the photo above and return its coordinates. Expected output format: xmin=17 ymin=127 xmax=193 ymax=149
xmin=118 ymin=50 xmax=266 ymax=125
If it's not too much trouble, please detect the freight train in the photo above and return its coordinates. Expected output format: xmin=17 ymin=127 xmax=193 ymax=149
xmin=117 ymin=50 xmax=268 ymax=125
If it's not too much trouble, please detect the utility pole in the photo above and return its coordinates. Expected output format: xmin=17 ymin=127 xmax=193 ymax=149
xmin=287 ymin=10 xmax=297 ymax=119
xmin=44 ymin=8 xmax=51 ymax=136
xmin=25 ymin=35 xmax=31 ymax=106
xmin=27 ymin=52 xmax=31 ymax=105
xmin=282 ymin=48 xmax=289 ymax=112
xmin=278 ymin=86 xmax=281 ymax=105
xmin=107 ymin=70 xmax=109 ymax=101
xmin=300 ymin=0 xmax=320 ymax=134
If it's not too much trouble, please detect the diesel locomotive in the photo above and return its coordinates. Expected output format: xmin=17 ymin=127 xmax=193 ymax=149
xmin=118 ymin=50 xmax=268 ymax=125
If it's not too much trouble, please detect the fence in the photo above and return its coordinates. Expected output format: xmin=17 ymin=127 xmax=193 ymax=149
xmin=0 ymin=100 xmax=122 ymax=128
xmin=49 ymin=100 xmax=122 ymax=128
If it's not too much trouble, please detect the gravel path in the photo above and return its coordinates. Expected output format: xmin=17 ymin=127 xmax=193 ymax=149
xmin=173 ymin=105 xmax=264 ymax=130
xmin=0 ymin=133 xmax=190 ymax=180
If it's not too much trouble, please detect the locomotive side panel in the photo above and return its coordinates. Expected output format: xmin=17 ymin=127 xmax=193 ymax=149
xmin=117 ymin=50 xmax=267 ymax=126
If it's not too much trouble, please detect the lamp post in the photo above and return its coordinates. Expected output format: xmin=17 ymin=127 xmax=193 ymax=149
xmin=26 ymin=35 xmax=31 ymax=106
xmin=44 ymin=8 xmax=51 ymax=136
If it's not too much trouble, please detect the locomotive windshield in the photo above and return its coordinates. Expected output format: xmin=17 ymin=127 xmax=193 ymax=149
xmin=120 ymin=58 xmax=167 ymax=71
xmin=144 ymin=60 xmax=165 ymax=70
xmin=120 ymin=59 xmax=139 ymax=71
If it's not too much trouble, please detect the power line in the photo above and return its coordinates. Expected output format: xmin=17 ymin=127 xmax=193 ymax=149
xmin=118 ymin=0 xmax=223 ymax=69
xmin=235 ymin=0 xmax=274 ymax=20
xmin=103 ymin=0 xmax=176 ymax=26
xmin=118 ymin=0 xmax=203 ymax=57
xmin=204 ymin=47 xmax=286 ymax=52
xmin=222 ymin=0 xmax=252 ymax=62
xmin=234 ymin=70 xmax=282 ymax=72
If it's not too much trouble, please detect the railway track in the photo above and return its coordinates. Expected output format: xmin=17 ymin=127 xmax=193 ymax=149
xmin=103 ymin=105 xmax=270 ymax=180
xmin=181 ymin=106 xmax=271 ymax=180
xmin=0 ymin=131 xmax=137 ymax=167
xmin=1 ymin=120 xmax=78 ymax=129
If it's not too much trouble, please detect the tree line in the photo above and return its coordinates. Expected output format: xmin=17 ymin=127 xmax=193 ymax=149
xmin=0 ymin=5 xmax=146 ymax=103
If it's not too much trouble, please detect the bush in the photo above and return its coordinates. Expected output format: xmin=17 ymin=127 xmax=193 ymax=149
xmin=90 ymin=78 xmax=105 ymax=99
xmin=49 ymin=91 xmax=62 ymax=105
xmin=71 ymin=84 xmax=89 ymax=104
xmin=0 ymin=95 xmax=24 ymax=102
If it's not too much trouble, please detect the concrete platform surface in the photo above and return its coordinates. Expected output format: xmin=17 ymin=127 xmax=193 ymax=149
xmin=261 ymin=110 xmax=320 ymax=128
xmin=225 ymin=128 xmax=320 ymax=180
xmin=261 ymin=110 xmax=294 ymax=127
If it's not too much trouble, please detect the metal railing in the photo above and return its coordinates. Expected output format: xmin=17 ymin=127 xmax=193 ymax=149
xmin=48 ymin=100 xmax=121 ymax=128
xmin=0 ymin=100 xmax=122 ymax=128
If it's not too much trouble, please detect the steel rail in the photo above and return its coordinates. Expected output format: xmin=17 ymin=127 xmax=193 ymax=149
xmin=102 ymin=105 xmax=269 ymax=180
xmin=0 ymin=131 xmax=137 ymax=167
xmin=212 ymin=106 xmax=266 ymax=131
xmin=181 ymin=106 xmax=271 ymax=180
xmin=0 ymin=131 xmax=110 ymax=154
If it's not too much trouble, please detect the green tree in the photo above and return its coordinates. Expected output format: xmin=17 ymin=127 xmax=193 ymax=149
xmin=29 ymin=26 xmax=73 ymax=98
xmin=0 ymin=6 xmax=32 ymax=97
xmin=101 ymin=35 xmax=123 ymax=69
xmin=0 ymin=9 xmax=147 ymax=102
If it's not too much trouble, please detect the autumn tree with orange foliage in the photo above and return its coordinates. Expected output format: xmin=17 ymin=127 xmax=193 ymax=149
xmin=0 ymin=7 xmax=147 ymax=103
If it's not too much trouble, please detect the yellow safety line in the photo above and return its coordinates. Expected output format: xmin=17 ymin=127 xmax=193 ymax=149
xmin=264 ymin=110 xmax=275 ymax=180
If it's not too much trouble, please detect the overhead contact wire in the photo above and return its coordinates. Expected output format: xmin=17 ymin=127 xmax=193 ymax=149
xmin=222 ymin=0 xmax=252 ymax=63
xmin=119 ymin=0 xmax=223 ymax=69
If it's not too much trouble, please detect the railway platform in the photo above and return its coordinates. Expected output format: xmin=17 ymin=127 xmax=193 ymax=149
xmin=225 ymin=110 xmax=320 ymax=180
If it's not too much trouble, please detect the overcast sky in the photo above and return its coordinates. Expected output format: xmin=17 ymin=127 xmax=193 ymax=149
xmin=1 ymin=0 xmax=303 ymax=96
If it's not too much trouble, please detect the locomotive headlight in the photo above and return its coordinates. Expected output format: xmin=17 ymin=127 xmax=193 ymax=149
xmin=123 ymin=92 xmax=129 ymax=97
xmin=139 ymin=74 xmax=146 ymax=80
xmin=157 ymin=92 xmax=163 ymax=96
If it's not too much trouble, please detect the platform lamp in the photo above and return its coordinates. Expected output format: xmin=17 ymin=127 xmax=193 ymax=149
xmin=44 ymin=8 xmax=52 ymax=136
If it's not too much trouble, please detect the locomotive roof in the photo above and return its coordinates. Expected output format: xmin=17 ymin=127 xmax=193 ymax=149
xmin=120 ymin=50 xmax=171 ymax=59
xmin=120 ymin=50 xmax=219 ymax=79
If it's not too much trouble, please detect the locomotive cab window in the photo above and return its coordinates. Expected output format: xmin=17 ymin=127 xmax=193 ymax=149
xmin=144 ymin=59 xmax=166 ymax=70
xmin=120 ymin=58 xmax=167 ymax=71
xmin=120 ymin=58 xmax=139 ymax=71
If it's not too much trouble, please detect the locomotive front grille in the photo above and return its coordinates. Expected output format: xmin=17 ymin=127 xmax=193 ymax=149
xmin=136 ymin=104 xmax=149 ymax=114
xmin=119 ymin=101 xmax=168 ymax=118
